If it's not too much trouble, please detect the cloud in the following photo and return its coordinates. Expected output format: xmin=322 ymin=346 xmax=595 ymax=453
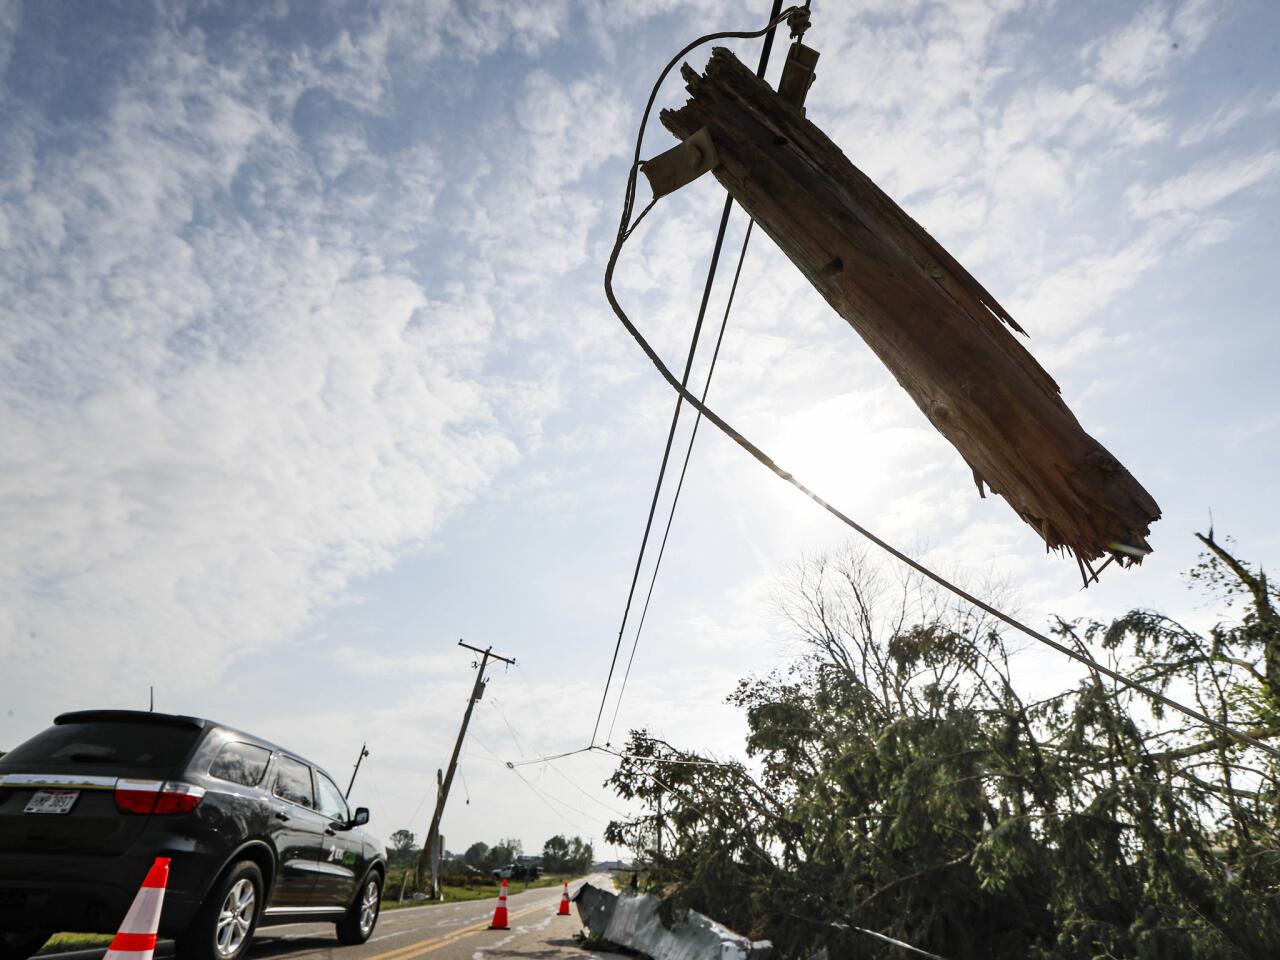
xmin=1089 ymin=0 xmax=1221 ymax=90
xmin=0 ymin=7 xmax=583 ymax=712
xmin=995 ymin=82 xmax=1169 ymax=152
xmin=1011 ymin=228 xmax=1166 ymax=335
xmin=2 ymin=0 xmax=1275 ymax=852
xmin=1178 ymin=91 xmax=1280 ymax=147
xmin=1126 ymin=150 xmax=1280 ymax=218
xmin=1091 ymin=3 xmax=1171 ymax=89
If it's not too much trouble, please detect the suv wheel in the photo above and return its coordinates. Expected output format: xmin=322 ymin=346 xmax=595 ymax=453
xmin=335 ymin=872 xmax=381 ymax=945
xmin=0 ymin=932 xmax=51 ymax=960
xmin=176 ymin=861 xmax=263 ymax=960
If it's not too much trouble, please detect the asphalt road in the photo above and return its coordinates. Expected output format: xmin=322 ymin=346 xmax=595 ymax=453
xmin=43 ymin=876 xmax=612 ymax=960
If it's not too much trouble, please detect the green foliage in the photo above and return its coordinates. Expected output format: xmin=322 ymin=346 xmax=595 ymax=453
xmin=455 ymin=839 xmax=518 ymax=871
xmin=606 ymin=539 xmax=1280 ymax=959
xmin=389 ymin=829 xmax=417 ymax=852
xmin=387 ymin=828 xmax=419 ymax=867
xmin=542 ymin=833 xmax=594 ymax=872
xmin=491 ymin=835 xmax=522 ymax=866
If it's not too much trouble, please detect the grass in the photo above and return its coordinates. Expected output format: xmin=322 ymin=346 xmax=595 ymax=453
xmin=39 ymin=934 xmax=113 ymax=955
xmin=610 ymin=869 xmax=643 ymax=893
xmin=380 ymin=872 xmax=573 ymax=910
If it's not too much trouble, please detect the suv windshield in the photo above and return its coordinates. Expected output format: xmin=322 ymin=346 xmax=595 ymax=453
xmin=0 ymin=722 xmax=200 ymax=770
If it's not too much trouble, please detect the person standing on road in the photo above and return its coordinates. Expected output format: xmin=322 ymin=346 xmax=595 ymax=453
xmin=630 ymin=871 xmax=639 ymax=894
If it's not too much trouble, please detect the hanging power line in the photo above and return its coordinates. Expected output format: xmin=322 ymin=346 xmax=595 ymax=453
xmin=507 ymin=745 xmax=595 ymax=768
xmin=491 ymin=697 xmax=530 ymax=758
xmin=590 ymin=197 xmax=733 ymax=747
xmin=544 ymin=758 xmax=632 ymax=819
xmin=406 ymin=781 xmax=435 ymax=828
xmin=605 ymin=219 xmax=757 ymax=746
xmin=595 ymin=744 xmax=739 ymax=769
xmin=599 ymin=9 xmax=1280 ymax=763
xmin=507 ymin=763 xmax=609 ymax=833
xmin=468 ymin=732 xmax=507 ymax=764
xmin=591 ymin=0 xmax=790 ymax=748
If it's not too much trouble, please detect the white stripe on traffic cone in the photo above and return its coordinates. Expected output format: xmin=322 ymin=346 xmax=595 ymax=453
xmin=103 ymin=857 xmax=170 ymax=960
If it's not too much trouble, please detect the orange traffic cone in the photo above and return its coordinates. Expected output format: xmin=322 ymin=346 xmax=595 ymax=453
xmin=104 ymin=857 xmax=170 ymax=960
xmin=557 ymin=881 xmax=571 ymax=916
xmin=489 ymin=877 xmax=509 ymax=929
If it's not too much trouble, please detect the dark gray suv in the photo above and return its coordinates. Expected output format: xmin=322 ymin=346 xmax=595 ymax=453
xmin=0 ymin=710 xmax=387 ymax=960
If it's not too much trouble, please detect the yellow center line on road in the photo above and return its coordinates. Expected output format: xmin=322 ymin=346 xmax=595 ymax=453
xmin=359 ymin=899 xmax=561 ymax=960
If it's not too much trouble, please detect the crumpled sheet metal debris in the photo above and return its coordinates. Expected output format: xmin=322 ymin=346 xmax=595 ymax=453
xmin=574 ymin=881 xmax=773 ymax=960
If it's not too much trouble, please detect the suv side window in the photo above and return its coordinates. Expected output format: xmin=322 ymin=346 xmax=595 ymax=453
xmin=315 ymin=771 xmax=349 ymax=823
xmin=272 ymin=755 xmax=314 ymax=808
xmin=209 ymin=741 xmax=271 ymax=787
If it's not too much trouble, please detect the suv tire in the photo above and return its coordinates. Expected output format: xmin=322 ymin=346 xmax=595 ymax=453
xmin=335 ymin=872 xmax=381 ymax=945
xmin=0 ymin=932 xmax=51 ymax=960
xmin=176 ymin=861 xmax=263 ymax=960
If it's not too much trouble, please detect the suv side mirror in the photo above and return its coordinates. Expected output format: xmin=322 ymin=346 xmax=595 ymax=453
xmin=351 ymin=807 xmax=370 ymax=827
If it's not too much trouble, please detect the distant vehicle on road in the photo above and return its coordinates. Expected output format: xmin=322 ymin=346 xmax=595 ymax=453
xmin=0 ymin=710 xmax=387 ymax=960
xmin=491 ymin=861 xmax=540 ymax=881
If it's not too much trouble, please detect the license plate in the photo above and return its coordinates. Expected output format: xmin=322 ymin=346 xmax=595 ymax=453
xmin=24 ymin=790 xmax=80 ymax=815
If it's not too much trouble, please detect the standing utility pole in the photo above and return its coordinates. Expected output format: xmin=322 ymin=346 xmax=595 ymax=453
xmin=345 ymin=742 xmax=370 ymax=799
xmin=416 ymin=640 xmax=516 ymax=896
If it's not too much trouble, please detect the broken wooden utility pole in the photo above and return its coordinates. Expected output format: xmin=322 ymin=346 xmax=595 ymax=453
xmin=416 ymin=639 xmax=516 ymax=897
xmin=660 ymin=48 xmax=1160 ymax=572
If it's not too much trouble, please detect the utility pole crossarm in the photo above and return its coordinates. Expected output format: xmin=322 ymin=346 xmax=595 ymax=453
xmin=458 ymin=639 xmax=516 ymax=666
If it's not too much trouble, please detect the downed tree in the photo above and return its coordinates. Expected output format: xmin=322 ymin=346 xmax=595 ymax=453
xmin=660 ymin=48 xmax=1160 ymax=569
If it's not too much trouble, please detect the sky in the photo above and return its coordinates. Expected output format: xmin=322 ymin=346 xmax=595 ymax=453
xmin=2 ymin=0 xmax=1278 ymax=859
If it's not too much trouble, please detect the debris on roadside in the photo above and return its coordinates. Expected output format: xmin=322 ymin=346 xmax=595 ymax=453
xmin=573 ymin=882 xmax=773 ymax=960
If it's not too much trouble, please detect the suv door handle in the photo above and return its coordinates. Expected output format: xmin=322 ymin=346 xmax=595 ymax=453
xmin=324 ymin=826 xmax=336 ymax=836
xmin=274 ymin=809 xmax=291 ymax=822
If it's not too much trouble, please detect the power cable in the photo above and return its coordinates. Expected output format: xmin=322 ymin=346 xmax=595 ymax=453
xmin=600 ymin=10 xmax=1280 ymax=763
xmin=407 ymin=785 xmax=434 ymax=829
xmin=468 ymin=733 xmax=507 ymax=765
xmin=605 ymin=219 xmax=756 ymax=746
xmin=590 ymin=0 xmax=792 ymax=749
xmin=484 ymin=726 xmax=616 ymax=830
xmin=545 ymin=759 xmax=632 ymax=819
xmin=590 ymin=195 xmax=731 ymax=746
xmin=491 ymin=697 xmax=530 ymax=758
xmin=508 ymin=765 xmax=582 ymax=833
xmin=508 ymin=763 xmax=608 ymax=833
xmin=507 ymin=745 xmax=594 ymax=768
xmin=528 ymin=773 xmax=609 ymax=828
xmin=596 ymin=744 xmax=738 ymax=769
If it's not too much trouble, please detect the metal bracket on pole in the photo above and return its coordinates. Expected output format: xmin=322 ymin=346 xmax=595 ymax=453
xmin=778 ymin=41 xmax=819 ymax=112
xmin=641 ymin=126 xmax=719 ymax=200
